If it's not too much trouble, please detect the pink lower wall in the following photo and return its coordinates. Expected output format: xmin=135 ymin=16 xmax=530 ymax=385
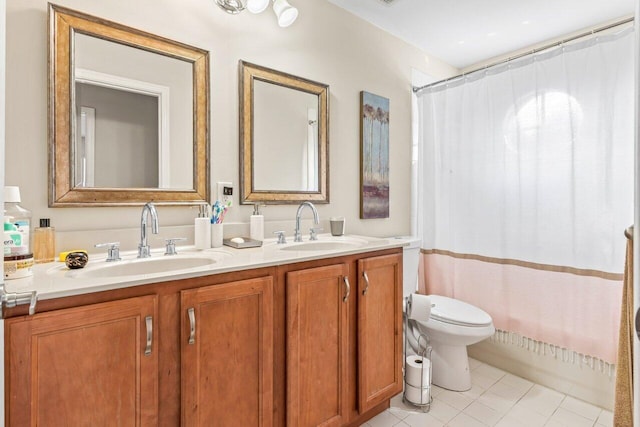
xmin=420 ymin=253 xmax=622 ymax=363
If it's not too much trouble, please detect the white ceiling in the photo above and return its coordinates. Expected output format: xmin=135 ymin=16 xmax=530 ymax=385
xmin=326 ymin=0 xmax=634 ymax=69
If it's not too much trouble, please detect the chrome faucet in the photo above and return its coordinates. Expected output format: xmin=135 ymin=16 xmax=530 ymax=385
xmin=138 ymin=202 xmax=159 ymax=258
xmin=294 ymin=201 xmax=319 ymax=242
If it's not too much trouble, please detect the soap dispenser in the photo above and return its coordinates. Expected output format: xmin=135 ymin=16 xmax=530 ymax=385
xmin=34 ymin=218 xmax=56 ymax=263
xmin=250 ymin=204 xmax=264 ymax=241
xmin=194 ymin=204 xmax=211 ymax=250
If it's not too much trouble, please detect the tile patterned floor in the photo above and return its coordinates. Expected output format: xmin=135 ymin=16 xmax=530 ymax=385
xmin=361 ymin=358 xmax=613 ymax=427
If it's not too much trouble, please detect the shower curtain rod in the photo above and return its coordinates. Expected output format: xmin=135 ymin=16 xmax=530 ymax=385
xmin=413 ymin=16 xmax=634 ymax=94
xmin=625 ymin=225 xmax=634 ymax=240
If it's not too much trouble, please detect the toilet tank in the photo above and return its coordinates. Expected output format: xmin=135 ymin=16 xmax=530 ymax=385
xmin=399 ymin=237 xmax=422 ymax=298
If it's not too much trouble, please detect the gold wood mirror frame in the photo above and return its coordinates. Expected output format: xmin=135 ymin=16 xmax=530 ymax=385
xmin=240 ymin=61 xmax=329 ymax=204
xmin=49 ymin=4 xmax=209 ymax=206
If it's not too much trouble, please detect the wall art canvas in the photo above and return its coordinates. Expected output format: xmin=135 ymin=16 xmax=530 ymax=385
xmin=360 ymin=91 xmax=389 ymax=219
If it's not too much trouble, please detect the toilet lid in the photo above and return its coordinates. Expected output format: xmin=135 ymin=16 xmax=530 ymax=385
xmin=428 ymin=295 xmax=492 ymax=327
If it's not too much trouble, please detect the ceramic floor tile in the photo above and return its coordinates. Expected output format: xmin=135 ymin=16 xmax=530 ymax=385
xmin=558 ymin=396 xmax=602 ymax=421
xmin=477 ymin=390 xmax=517 ymax=413
xmin=474 ymin=363 xmax=507 ymax=381
xmin=503 ymin=402 xmax=550 ymax=427
xmin=518 ymin=385 xmax=565 ymax=417
xmin=402 ymin=411 xmax=445 ymax=427
xmin=545 ymin=407 xmax=594 ymax=427
xmin=460 ymin=383 xmax=486 ymax=400
xmin=431 ymin=385 xmax=446 ymax=397
xmin=469 ymin=357 xmax=482 ymax=370
xmin=487 ymin=380 xmax=527 ymax=402
xmin=435 ymin=389 xmax=474 ymax=411
xmin=427 ymin=397 xmax=460 ymax=423
xmin=472 ymin=371 xmax=502 ymax=390
xmin=388 ymin=406 xmax=411 ymax=420
xmin=464 ymin=400 xmax=504 ymax=425
xmin=495 ymin=415 xmax=529 ymax=427
xmin=367 ymin=410 xmax=403 ymax=427
xmin=596 ymin=410 xmax=613 ymax=427
xmin=448 ymin=412 xmax=489 ymax=427
xmin=499 ymin=373 xmax=534 ymax=393
xmin=387 ymin=360 xmax=609 ymax=427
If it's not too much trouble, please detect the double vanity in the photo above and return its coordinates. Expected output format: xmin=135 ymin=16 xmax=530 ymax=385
xmin=13 ymin=4 xmax=405 ymax=425
xmin=4 ymin=232 xmax=405 ymax=427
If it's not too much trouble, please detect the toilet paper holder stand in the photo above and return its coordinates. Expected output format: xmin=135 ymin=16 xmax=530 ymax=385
xmin=403 ymin=318 xmax=433 ymax=412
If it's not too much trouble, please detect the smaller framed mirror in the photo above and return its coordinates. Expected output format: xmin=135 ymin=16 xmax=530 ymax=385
xmin=240 ymin=61 xmax=329 ymax=204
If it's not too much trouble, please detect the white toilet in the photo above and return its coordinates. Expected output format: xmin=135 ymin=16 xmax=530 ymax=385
xmin=402 ymin=238 xmax=495 ymax=392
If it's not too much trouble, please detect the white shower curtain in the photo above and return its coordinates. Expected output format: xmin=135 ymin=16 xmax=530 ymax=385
xmin=416 ymin=28 xmax=634 ymax=363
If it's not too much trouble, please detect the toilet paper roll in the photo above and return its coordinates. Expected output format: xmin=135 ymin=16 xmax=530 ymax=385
xmin=404 ymin=383 xmax=430 ymax=405
xmin=405 ymin=355 xmax=431 ymax=388
xmin=407 ymin=293 xmax=431 ymax=322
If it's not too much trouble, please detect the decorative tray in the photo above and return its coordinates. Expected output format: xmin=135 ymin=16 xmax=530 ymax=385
xmin=223 ymin=237 xmax=263 ymax=249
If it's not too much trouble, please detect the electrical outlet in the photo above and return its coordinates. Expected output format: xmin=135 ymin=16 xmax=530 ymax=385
xmin=216 ymin=182 xmax=233 ymax=207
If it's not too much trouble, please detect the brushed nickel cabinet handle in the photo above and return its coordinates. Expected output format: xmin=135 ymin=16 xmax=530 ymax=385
xmin=188 ymin=307 xmax=196 ymax=345
xmin=343 ymin=276 xmax=351 ymax=303
xmin=362 ymin=271 xmax=370 ymax=296
xmin=144 ymin=316 xmax=153 ymax=356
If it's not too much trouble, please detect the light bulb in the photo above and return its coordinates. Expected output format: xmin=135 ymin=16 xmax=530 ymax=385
xmin=247 ymin=0 xmax=269 ymax=14
xmin=272 ymin=0 xmax=298 ymax=27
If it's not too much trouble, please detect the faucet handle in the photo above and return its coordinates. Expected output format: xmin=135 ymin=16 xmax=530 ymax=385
xmin=95 ymin=242 xmax=121 ymax=262
xmin=273 ymin=231 xmax=287 ymax=244
xmin=164 ymin=237 xmax=187 ymax=256
xmin=309 ymin=227 xmax=323 ymax=241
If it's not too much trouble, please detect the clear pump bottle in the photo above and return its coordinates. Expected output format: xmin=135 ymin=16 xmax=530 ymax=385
xmin=4 ymin=186 xmax=34 ymax=279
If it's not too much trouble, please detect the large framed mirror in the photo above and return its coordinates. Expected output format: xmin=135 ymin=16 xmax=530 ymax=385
xmin=49 ymin=4 xmax=209 ymax=206
xmin=240 ymin=61 xmax=329 ymax=204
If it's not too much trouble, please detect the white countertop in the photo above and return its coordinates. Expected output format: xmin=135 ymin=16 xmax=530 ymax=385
xmin=5 ymin=234 xmax=409 ymax=301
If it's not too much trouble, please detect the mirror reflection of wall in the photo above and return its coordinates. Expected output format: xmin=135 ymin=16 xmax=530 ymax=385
xmin=75 ymin=83 xmax=159 ymax=188
xmin=253 ymin=80 xmax=320 ymax=192
xmin=73 ymin=33 xmax=194 ymax=190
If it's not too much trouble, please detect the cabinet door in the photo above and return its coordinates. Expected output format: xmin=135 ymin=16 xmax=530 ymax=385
xmin=358 ymin=254 xmax=403 ymax=413
xmin=181 ymin=276 xmax=274 ymax=427
xmin=6 ymin=295 xmax=158 ymax=426
xmin=286 ymin=263 xmax=350 ymax=427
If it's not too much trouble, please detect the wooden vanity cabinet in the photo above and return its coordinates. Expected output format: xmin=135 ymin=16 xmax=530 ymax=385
xmin=357 ymin=254 xmax=403 ymax=414
xmin=280 ymin=250 xmax=402 ymax=427
xmin=181 ymin=276 xmax=274 ymax=427
xmin=4 ymin=248 xmax=402 ymax=427
xmin=285 ymin=263 xmax=350 ymax=427
xmin=5 ymin=295 xmax=159 ymax=426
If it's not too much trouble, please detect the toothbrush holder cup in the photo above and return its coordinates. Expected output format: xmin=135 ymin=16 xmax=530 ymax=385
xmin=330 ymin=217 xmax=346 ymax=236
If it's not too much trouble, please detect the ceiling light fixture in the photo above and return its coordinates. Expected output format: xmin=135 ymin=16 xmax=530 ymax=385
xmin=272 ymin=0 xmax=298 ymax=27
xmin=215 ymin=0 xmax=298 ymax=27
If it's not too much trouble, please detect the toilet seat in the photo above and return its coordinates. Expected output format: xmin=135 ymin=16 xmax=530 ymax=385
xmin=428 ymin=295 xmax=492 ymax=327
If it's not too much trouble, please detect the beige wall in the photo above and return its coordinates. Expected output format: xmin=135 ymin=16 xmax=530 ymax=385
xmin=5 ymin=0 xmax=456 ymax=252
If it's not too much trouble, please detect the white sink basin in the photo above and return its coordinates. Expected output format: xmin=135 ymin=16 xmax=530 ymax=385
xmin=277 ymin=236 xmax=369 ymax=252
xmin=62 ymin=252 xmax=229 ymax=279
